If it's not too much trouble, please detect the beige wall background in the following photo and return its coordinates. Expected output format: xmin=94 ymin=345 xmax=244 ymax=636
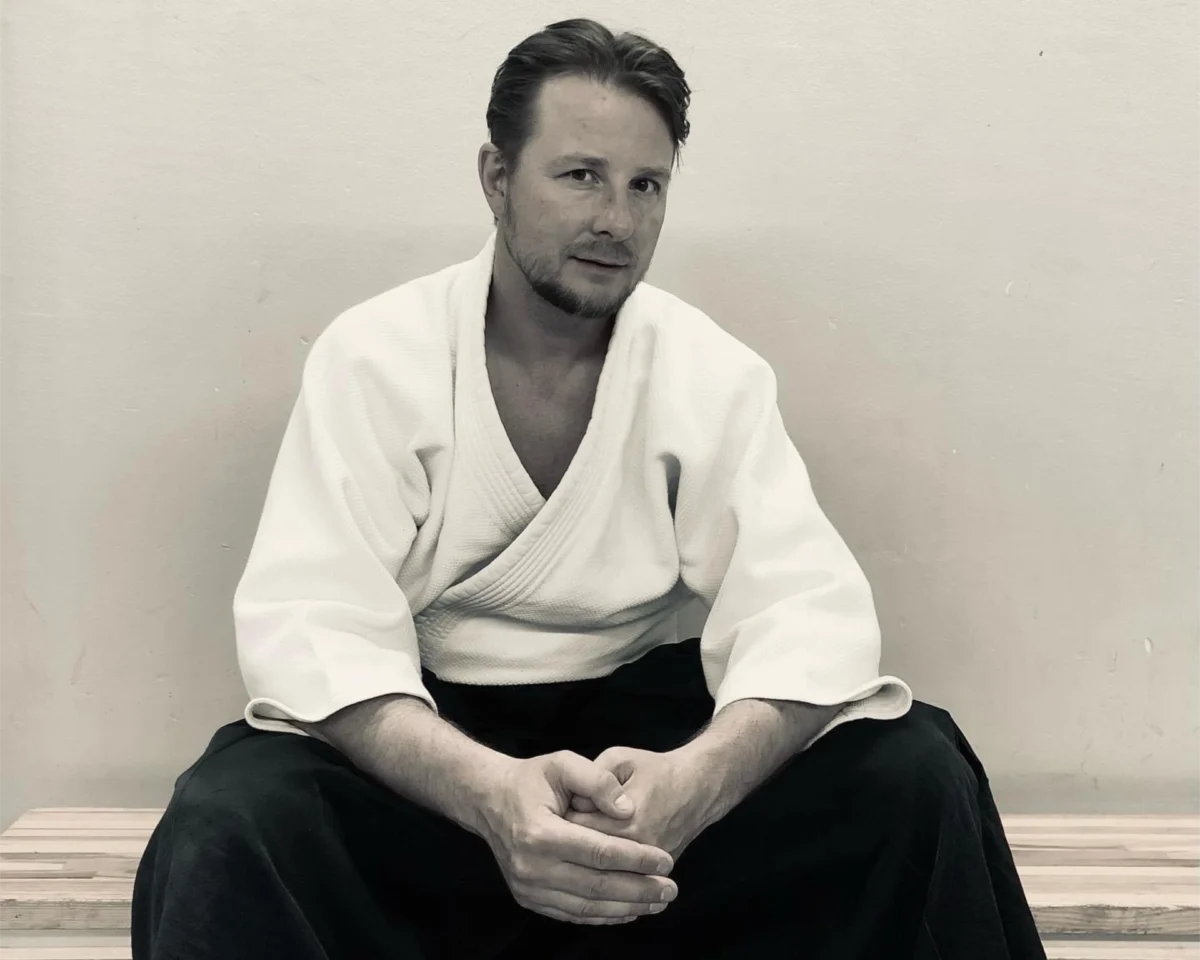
xmin=2 ymin=1 xmax=1197 ymax=829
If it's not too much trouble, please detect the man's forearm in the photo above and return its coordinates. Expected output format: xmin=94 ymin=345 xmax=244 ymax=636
xmin=300 ymin=695 xmax=514 ymax=838
xmin=671 ymin=698 xmax=844 ymax=827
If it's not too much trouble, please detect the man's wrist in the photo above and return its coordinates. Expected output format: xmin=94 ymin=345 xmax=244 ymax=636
xmin=670 ymin=698 xmax=845 ymax=824
xmin=310 ymin=694 xmax=518 ymax=840
xmin=669 ymin=728 xmax=756 ymax=826
xmin=464 ymin=752 xmax=520 ymax=840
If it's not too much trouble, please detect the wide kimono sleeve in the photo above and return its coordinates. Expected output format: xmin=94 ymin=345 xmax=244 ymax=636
xmin=232 ymin=319 xmax=438 ymax=736
xmin=675 ymin=359 xmax=912 ymax=744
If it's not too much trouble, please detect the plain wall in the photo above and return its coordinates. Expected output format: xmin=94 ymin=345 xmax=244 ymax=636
xmin=1 ymin=0 xmax=1197 ymax=829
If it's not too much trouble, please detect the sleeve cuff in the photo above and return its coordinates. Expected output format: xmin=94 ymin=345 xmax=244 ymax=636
xmin=241 ymin=650 xmax=438 ymax=736
xmin=712 ymin=675 xmax=914 ymax=749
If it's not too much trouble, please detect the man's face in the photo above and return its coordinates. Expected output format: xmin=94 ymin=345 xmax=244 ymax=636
xmin=497 ymin=74 xmax=675 ymax=320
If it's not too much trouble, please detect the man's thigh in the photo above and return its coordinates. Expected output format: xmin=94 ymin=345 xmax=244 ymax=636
xmin=168 ymin=720 xmax=516 ymax=900
xmin=138 ymin=721 xmax=547 ymax=959
xmin=678 ymin=700 xmax=971 ymax=867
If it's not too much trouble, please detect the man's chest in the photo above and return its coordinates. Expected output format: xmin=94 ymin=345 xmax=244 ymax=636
xmin=486 ymin=355 xmax=603 ymax=500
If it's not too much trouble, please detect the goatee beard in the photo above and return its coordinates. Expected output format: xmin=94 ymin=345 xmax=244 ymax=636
xmin=500 ymin=213 xmax=629 ymax=321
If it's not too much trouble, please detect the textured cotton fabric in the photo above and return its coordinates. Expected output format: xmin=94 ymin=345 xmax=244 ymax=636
xmin=233 ymin=231 xmax=911 ymax=743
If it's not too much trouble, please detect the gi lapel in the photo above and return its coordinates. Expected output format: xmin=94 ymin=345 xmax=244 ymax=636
xmin=431 ymin=230 xmax=636 ymax=622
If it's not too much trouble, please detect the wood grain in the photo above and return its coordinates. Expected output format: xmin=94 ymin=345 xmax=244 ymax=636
xmin=1043 ymin=944 xmax=1200 ymax=960
xmin=0 ymin=948 xmax=132 ymax=960
xmin=1 ymin=807 xmax=1198 ymax=947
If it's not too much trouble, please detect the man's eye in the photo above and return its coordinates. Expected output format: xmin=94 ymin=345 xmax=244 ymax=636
xmin=568 ymin=170 xmax=598 ymax=183
xmin=634 ymin=179 xmax=662 ymax=195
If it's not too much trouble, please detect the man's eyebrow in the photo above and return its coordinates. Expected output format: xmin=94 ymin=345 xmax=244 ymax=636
xmin=554 ymin=153 xmax=672 ymax=180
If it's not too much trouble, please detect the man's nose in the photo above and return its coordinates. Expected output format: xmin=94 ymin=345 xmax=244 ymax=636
xmin=594 ymin=188 xmax=635 ymax=240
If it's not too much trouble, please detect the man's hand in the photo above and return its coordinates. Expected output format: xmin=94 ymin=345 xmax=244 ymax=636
xmin=477 ymin=751 xmax=680 ymax=926
xmin=563 ymin=747 xmax=718 ymax=862
xmin=564 ymin=700 xmax=844 ymax=862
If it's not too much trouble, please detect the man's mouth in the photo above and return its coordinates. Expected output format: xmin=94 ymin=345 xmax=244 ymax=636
xmin=573 ymin=257 xmax=629 ymax=269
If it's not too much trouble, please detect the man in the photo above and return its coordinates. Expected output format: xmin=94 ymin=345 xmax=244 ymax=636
xmin=132 ymin=18 xmax=1047 ymax=960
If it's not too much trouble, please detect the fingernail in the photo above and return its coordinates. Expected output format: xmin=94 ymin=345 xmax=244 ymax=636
xmin=614 ymin=793 xmax=632 ymax=811
xmin=660 ymin=886 xmax=676 ymax=902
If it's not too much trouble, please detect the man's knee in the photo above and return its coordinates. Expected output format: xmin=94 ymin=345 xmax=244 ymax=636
xmin=159 ymin=731 xmax=331 ymax=864
xmin=856 ymin=703 xmax=980 ymax=816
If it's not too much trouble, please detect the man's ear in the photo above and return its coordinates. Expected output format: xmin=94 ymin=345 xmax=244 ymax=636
xmin=478 ymin=142 xmax=508 ymax=223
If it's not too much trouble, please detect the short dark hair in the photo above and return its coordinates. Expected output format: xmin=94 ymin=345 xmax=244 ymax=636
xmin=486 ymin=18 xmax=691 ymax=171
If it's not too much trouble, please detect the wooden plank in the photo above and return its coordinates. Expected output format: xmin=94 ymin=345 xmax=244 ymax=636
xmin=1026 ymin=884 xmax=1200 ymax=896
xmin=1043 ymin=943 xmax=1200 ymax=960
xmin=4 ymin=822 xmax=156 ymax=832
xmin=1010 ymin=828 xmax=1200 ymax=867
xmin=0 ymin=931 xmax=130 ymax=948
xmin=1008 ymin=825 xmax=1200 ymax=830
xmin=2 ymin=832 xmax=154 ymax=841
xmin=5 ymin=821 xmax=158 ymax=835
xmin=9 ymin=817 xmax=159 ymax=830
xmin=1014 ymin=849 xmax=1200 ymax=868
xmin=12 ymin=810 xmax=161 ymax=816
xmin=1 ymin=880 xmax=134 ymax=931
xmin=1019 ymin=865 xmax=1200 ymax=894
xmin=0 ymin=842 xmax=148 ymax=861
xmin=1022 ymin=865 xmax=1199 ymax=876
xmin=1021 ymin=866 xmax=1200 ymax=879
xmin=60 ymin=861 xmax=138 ymax=880
xmin=1003 ymin=815 xmax=1199 ymax=828
xmin=1008 ymin=836 xmax=1200 ymax=853
xmin=0 ymin=865 xmax=93 ymax=881
xmin=0 ymin=951 xmax=131 ymax=959
xmin=8 ymin=822 xmax=157 ymax=833
xmin=0 ymin=882 xmax=134 ymax=900
xmin=0 ymin=863 xmax=71 ymax=879
xmin=1032 ymin=900 xmax=1199 ymax=937
xmin=1008 ymin=830 xmax=1200 ymax=849
xmin=1031 ymin=891 xmax=1199 ymax=908
xmin=1 ymin=861 xmax=138 ymax=881
xmin=9 ymin=812 xmax=158 ymax=819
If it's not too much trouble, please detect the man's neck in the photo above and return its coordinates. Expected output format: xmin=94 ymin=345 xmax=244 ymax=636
xmin=485 ymin=253 xmax=614 ymax=372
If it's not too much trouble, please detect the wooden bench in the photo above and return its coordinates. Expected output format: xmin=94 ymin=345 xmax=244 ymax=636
xmin=1 ymin=809 xmax=1197 ymax=957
